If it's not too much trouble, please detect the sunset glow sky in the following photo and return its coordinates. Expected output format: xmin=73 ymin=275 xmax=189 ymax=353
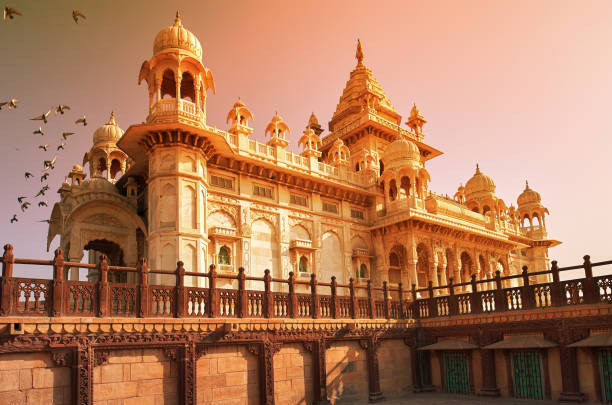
xmin=1 ymin=0 xmax=611 ymax=277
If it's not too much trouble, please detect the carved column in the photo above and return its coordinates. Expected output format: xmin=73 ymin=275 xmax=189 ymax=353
xmin=558 ymin=326 xmax=587 ymax=402
xmin=478 ymin=330 xmax=500 ymax=396
xmin=251 ymin=341 xmax=281 ymax=405
xmin=1 ymin=244 xmax=14 ymax=315
xmin=180 ymin=339 xmax=197 ymax=405
xmin=73 ymin=338 xmax=93 ymax=405
xmin=304 ymin=340 xmax=331 ymax=405
xmin=360 ymin=337 xmax=384 ymax=402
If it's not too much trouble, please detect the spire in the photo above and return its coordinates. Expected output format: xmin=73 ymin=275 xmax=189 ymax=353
xmin=107 ymin=111 xmax=116 ymax=125
xmin=475 ymin=163 xmax=480 ymax=174
xmin=356 ymin=39 xmax=364 ymax=66
xmin=174 ymin=10 xmax=182 ymax=27
xmin=525 ymin=180 xmax=530 ymax=189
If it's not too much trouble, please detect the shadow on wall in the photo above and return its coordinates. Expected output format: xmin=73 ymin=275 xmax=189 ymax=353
xmin=326 ymin=342 xmax=369 ymax=404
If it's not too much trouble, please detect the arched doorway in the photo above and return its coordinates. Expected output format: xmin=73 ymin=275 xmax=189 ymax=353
xmin=84 ymin=239 xmax=126 ymax=283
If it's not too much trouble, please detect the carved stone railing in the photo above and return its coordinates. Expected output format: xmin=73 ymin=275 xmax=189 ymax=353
xmin=147 ymin=98 xmax=204 ymax=125
xmin=1 ymin=244 xmax=611 ymax=322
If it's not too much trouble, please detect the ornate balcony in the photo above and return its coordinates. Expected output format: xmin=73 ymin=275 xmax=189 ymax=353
xmin=208 ymin=226 xmax=239 ymax=240
xmin=147 ymin=98 xmax=204 ymax=126
xmin=289 ymin=239 xmax=314 ymax=251
xmin=352 ymin=248 xmax=372 ymax=258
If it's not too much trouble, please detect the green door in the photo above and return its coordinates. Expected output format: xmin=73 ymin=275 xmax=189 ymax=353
xmin=444 ymin=351 xmax=470 ymax=394
xmin=511 ymin=351 xmax=544 ymax=399
xmin=599 ymin=349 xmax=612 ymax=402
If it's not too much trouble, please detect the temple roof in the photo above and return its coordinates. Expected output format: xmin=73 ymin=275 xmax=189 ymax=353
xmin=328 ymin=40 xmax=400 ymax=132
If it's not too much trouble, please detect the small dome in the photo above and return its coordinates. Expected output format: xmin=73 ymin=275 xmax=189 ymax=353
xmin=72 ymin=164 xmax=83 ymax=172
xmin=79 ymin=177 xmax=118 ymax=194
xmin=93 ymin=112 xmax=124 ymax=145
xmin=517 ymin=181 xmax=541 ymax=206
xmin=382 ymin=138 xmax=421 ymax=170
xmin=153 ymin=12 xmax=202 ymax=61
xmin=465 ymin=165 xmax=496 ymax=199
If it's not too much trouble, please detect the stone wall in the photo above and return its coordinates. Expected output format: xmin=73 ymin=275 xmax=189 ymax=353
xmin=0 ymin=352 xmax=71 ymax=405
xmin=326 ymin=341 xmax=368 ymax=404
xmin=273 ymin=343 xmax=312 ymax=405
xmin=196 ymin=345 xmax=259 ymax=405
xmin=378 ymin=339 xmax=412 ymax=397
xmin=93 ymin=348 xmax=177 ymax=405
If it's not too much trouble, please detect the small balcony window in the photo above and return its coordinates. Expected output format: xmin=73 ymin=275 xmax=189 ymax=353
xmin=218 ymin=246 xmax=231 ymax=265
xmin=298 ymin=256 xmax=308 ymax=273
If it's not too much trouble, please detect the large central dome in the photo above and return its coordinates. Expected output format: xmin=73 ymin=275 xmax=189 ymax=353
xmin=153 ymin=11 xmax=202 ymax=61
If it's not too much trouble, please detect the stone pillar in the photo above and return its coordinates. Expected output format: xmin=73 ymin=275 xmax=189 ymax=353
xmin=74 ymin=340 xmax=94 ymax=405
xmin=180 ymin=339 xmax=197 ymax=405
xmin=305 ymin=340 xmax=331 ymax=405
xmin=478 ymin=333 xmax=500 ymax=396
xmin=360 ymin=338 xmax=384 ymax=402
xmin=558 ymin=328 xmax=586 ymax=402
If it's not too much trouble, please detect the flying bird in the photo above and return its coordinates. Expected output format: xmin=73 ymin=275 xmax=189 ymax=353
xmin=43 ymin=156 xmax=57 ymax=171
xmin=56 ymin=142 xmax=66 ymax=151
xmin=20 ymin=202 xmax=30 ymax=212
xmin=17 ymin=196 xmax=27 ymax=203
xmin=3 ymin=7 xmax=21 ymax=20
xmin=72 ymin=10 xmax=86 ymax=23
xmin=33 ymin=127 xmax=44 ymax=136
xmin=38 ymin=201 xmax=48 ymax=207
xmin=24 ymin=172 xmax=33 ymax=179
xmin=10 ymin=215 xmax=17 ymax=224
xmin=61 ymin=132 xmax=74 ymax=140
xmin=54 ymin=104 xmax=70 ymax=115
xmin=75 ymin=115 xmax=87 ymax=126
xmin=38 ymin=144 xmax=49 ymax=151
xmin=31 ymin=110 xmax=51 ymax=124
xmin=35 ymin=186 xmax=49 ymax=197
xmin=8 ymin=99 xmax=18 ymax=109
xmin=40 ymin=173 xmax=49 ymax=182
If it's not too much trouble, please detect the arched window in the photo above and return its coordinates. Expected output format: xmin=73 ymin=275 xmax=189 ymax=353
xmin=389 ymin=252 xmax=400 ymax=267
xmin=359 ymin=264 xmax=368 ymax=278
xmin=482 ymin=205 xmax=491 ymax=215
xmin=161 ymin=69 xmax=176 ymax=99
xmin=355 ymin=163 xmax=360 ymax=172
xmin=299 ymin=256 xmax=308 ymax=273
xmin=180 ymin=72 xmax=195 ymax=101
xmin=218 ymin=246 xmax=230 ymax=265
xmin=110 ymin=159 xmax=122 ymax=180
xmin=379 ymin=160 xmax=384 ymax=176
xmin=389 ymin=179 xmax=398 ymax=201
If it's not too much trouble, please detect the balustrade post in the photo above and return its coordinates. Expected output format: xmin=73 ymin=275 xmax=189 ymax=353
xmin=1 ymin=244 xmax=14 ymax=316
xmin=330 ymin=276 xmax=338 ymax=319
xmin=582 ymin=255 xmax=596 ymax=304
xmin=311 ymin=274 xmax=319 ymax=319
xmin=521 ymin=266 xmax=532 ymax=309
xmin=411 ymin=284 xmax=419 ymax=320
xmin=367 ymin=280 xmax=375 ymax=319
xmin=237 ymin=267 xmax=247 ymax=318
xmin=208 ymin=264 xmax=218 ymax=317
xmin=263 ymin=269 xmax=273 ymax=318
xmin=470 ymin=274 xmax=481 ymax=314
xmin=97 ymin=254 xmax=109 ymax=317
xmin=288 ymin=272 xmax=297 ymax=318
xmin=448 ymin=278 xmax=457 ymax=316
xmin=427 ymin=281 xmax=436 ymax=317
xmin=175 ymin=261 xmax=185 ymax=318
xmin=550 ymin=261 xmax=561 ymax=307
xmin=52 ymin=248 xmax=65 ymax=317
xmin=383 ymin=281 xmax=390 ymax=319
xmin=137 ymin=258 xmax=149 ymax=317
xmin=494 ymin=270 xmax=504 ymax=313
xmin=398 ymin=282 xmax=404 ymax=319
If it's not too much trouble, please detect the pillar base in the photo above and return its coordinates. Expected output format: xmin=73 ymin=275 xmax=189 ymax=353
xmin=478 ymin=387 xmax=500 ymax=397
xmin=559 ymin=391 xmax=586 ymax=402
xmin=368 ymin=391 xmax=384 ymax=402
xmin=413 ymin=385 xmax=436 ymax=393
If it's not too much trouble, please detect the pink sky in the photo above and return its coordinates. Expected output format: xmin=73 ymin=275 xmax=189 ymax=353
xmin=1 ymin=0 xmax=611 ymax=278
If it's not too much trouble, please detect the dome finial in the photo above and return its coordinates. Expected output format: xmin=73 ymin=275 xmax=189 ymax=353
xmin=107 ymin=110 xmax=116 ymax=125
xmin=475 ymin=163 xmax=480 ymax=173
xmin=525 ymin=180 xmax=530 ymax=189
xmin=174 ymin=10 xmax=182 ymax=26
xmin=356 ymin=39 xmax=364 ymax=66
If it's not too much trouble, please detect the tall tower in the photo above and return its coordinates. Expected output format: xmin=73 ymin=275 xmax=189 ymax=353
xmin=118 ymin=12 xmax=233 ymax=285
